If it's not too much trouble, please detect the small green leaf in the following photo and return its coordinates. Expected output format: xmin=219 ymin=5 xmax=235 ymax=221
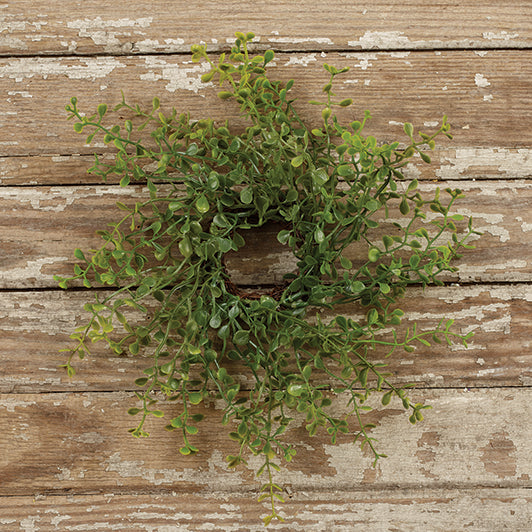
xmin=74 ymin=248 xmax=86 ymax=261
xmin=367 ymin=308 xmax=379 ymax=325
xmin=404 ymin=122 xmax=414 ymax=138
xmin=233 ymin=330 xmax=250 ymax=345
xmin=97 ymin=103 xmax=107 ymax=119
xmin=340 ymin=256 xmax=352 ymax=269
xmin=291 ymin=154 xmax=304 ymax=168
xmin=368 ymin=247 xmax=381 ymax=262
xmin=382 ymin=391 xmax=393 ymax=406
xmin=188 ymin=392 xmax=203 ymax=405
xmin=287 ymin=384 xmax=305 ymax=397
xmin=264 ymin=49 xmax=275 ymax=64
xmin=400 ymin=198 xmax=410 ymax=215
xmin=195 ymin=195 xmax=210 ymax=214
xmin=277 ymin=229 xmax=290 ymax=244
xmin=240 ymin=186 xmax=253 ymax=204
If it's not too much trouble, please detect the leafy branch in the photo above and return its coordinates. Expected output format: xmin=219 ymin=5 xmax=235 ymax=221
xmin=56 ymin=31 xmax=480 ymax=525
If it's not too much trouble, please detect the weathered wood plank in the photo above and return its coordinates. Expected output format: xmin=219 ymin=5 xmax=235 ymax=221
xmin=0 ymin=488 xmax=530 ymax=531
xmin=0 ymin=180 xmax=530 ymax=289
xmin=1 ymin=51 xmax=531 ymax=157
xmin=1 ymin=284 xmax=530 ymax=393
xmin=1 ymin=1 xmax=530 ymax=56
xmin=1 ymin=389 xmax=530 ymax=496
xmin=2 ymin=146 xmax=532 ymax=186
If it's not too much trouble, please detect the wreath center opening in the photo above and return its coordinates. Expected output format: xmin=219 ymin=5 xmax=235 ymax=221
xmin=223 ymin=221 xmax=299 ymax=300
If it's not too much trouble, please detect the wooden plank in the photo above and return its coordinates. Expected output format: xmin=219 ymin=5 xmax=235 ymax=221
xmin=2 ymin=146 xmax=532 ymax=186
xmin=0 ymin=180 xmax=530 ymax=289
xmin=1 ymin=389 xmax=530 ymax=496
xmin=1 ymin=1 xmax=531 ymax=56
xmin=1 ymin=284 xmax=530 ymax=393
xmin=0 ymin=488 xmax=530 ymax=531
xmin=0 ymin=51 xmax=531 ymax=157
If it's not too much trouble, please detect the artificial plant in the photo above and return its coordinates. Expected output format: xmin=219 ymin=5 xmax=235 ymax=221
xmin=56 ymin=32 xmax=478 ymax=525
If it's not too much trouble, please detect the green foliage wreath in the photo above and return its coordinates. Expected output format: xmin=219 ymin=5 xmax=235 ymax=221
xmin=57 ymin=32 xmax=479 ymax=524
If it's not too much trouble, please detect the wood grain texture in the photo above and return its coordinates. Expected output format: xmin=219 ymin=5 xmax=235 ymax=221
xmin=0 ymin=51 xmax=531 ymax=157
xmin=2 ymin=3 xmax=531 ymax=530
xmin=1 ymin=284 xmax=531 ymax=393
xmin=1 ymin=1 xmax=530 ymax=56
xmin=1 ymin=180 xmax=531 ymax=289
xmin=1 ymin=146 xmax=532 ymax=186
xmin=1 ymin=389 xmax=531 ymax=496
xmin=0 ymin=489 xmax=530 ymax=531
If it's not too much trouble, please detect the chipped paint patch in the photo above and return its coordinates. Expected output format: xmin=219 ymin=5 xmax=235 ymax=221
xmin=436 ymin=148 xmax=532 ymax=179
xmin=0 ymin=256 xmax=68 ymax=285
xmin=389 ymin=51 xmax=411 ymax=58
xmin=133 ymin=37 xmax=186 ymax=54
xmin=516 ymin=216 xmax=532 ymax=232
xmin=349 ymin=31 xmax=410 ymax=49
xmin=74 ymin=432 xmax=106 ymax=444
xmin=0 ymin=57 xmax=126 ymax=82
xmin=103 ymin=450 xmax=244 ymax=488
xmin=267 ymin=36 xmax=333 ymax=45
xmin=284 ymin=54 xmax=317 ymax=67
xmin=7 ymin=90 xmax=32 ymax=100
xmin=475 ymin=73 xmax=491 ymax=88
xmin=341 ymin=52 xmax=378 ymax=70
xmin=480 ymin=431 xmax=517 ymax=478
xmin=483 ymin=31 xmax=519 ymax=41
xmin=140 ymin=57 xmax=210 ymax=93
xmin=67 ymin=16 xmax=153 ymax=53
xmin=0 ymin=397 xmax=36 ymax=412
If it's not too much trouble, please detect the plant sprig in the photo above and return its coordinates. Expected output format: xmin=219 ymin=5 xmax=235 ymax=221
xmin=56 ymin=31 xmax=480 ymax=525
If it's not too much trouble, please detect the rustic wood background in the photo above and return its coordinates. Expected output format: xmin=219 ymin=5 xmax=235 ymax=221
xmin=1 ymin=2 xmax=531 ymax=530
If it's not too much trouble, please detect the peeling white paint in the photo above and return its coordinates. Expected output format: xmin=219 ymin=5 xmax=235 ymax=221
xmin=0 ymin=35 xmax=28 ymax=50
xmin=67 ymin=16 xmax=153 ymax=53
xmin=475 ymin=51 xmax=489 ymax=57
xmin=50 ymin=514 xmax=72 ymax=527
xmin=389 ymin=51 xmax=411 ymax=58
xmin=74 ymin=432 xmax=106 ymax=444
xmin=133 ymin=37 xmax=185 ymax=53
xmin=407 ymin=303 xmax=512 ymax=335
xmin=140 ymin=57 xmax=211 ymax=93
xmin=103 ymin=449 xmax=244 ymax=488
xmin=457 ymin=260 xmax=529 ymax=282
xmin=284 ymin=54 xmax=317 ymax=67
xmin=0 ymin=256 xmax=69 ymax=285
xmin=19 ymin=516 xmax=41 ymax=532
xmin=0 ymin=397 xmax=36 ymax=412
xmin=475 ymin=73 xmax=491 ymax=88
xmin=516 ymin=216 xmax=532 ymax=232
xmin=349 ymin=31 xmax=410 ymax=49
xmin=0 ymin=57 xmax=126 ymax=82
xmin=55 ymin=467 xmax=72 ymax=481
xmin=267 ymin=36 xmax=333 ymax=45
xmin=7 ymin=90 xmax=32 ymax=98
xmin=483 ymin=31 xmax=519 ymax=41
xmin=436 ymin=148 xmax=532 ymax=179
xmin=341 ymin=52 xmax=378 ymax=70
xmin=483 ymin=94 xmax=494 ymax=102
